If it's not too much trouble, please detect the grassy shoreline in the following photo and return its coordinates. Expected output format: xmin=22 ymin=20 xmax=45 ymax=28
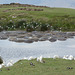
xmin=0 ymin=58 xmax=75 ymax=75
xmin=0 ymin=3 xmax=75 ymax=32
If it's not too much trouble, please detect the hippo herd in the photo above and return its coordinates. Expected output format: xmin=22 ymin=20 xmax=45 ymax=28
xmin=0 ymin=31 xmax=75 ymax=43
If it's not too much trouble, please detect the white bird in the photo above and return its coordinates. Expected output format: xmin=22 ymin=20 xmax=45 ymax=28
xmin=37 ymin=55 xmax=43 ymax=63
xmin=6 ymin=60 xmax=13 ymax=67
xmin=53 ymin=55 xmax=60 ymax=59
xmin=6 ymin=62 xmax=13 ymax=67
xmin=0 ymin=62 xmax=5 ymax=68
xmin=28 ymin=56 xmax=34 ymax=60
xmin=37 ymin=57 xmax=40 ymax=62
xmin=63 ymin=55 xmax=69 ymax=60
xmin=68 ymin=55 xmax=74 ymax=60
xmin=39 ymin=55 xmax=43 ymax=63
xmin=0 ymin=65 xmax=2 ymax=69
xmin=23 ymin=57 xmax=28 ymax=60
xmin=1 ymin=63 xmax=5 ymax=67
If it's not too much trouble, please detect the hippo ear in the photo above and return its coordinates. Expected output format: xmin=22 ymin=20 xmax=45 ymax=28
xmin=0 ymin=56 xmax=3 ymax=64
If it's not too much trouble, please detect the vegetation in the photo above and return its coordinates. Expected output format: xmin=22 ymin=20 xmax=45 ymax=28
xmin=0 ymin=4 xmax=75 ymax=31
xmin=0 ymin=58 xmax=75 ymax=75
xmin=0 ymin=56 xmax=3 ymax=64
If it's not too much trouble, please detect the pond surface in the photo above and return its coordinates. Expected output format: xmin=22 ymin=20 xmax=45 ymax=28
xmin=0 ymin=37 xmax=75 ymax=63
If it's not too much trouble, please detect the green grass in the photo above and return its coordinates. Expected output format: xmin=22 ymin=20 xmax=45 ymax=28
xmin=0 ymin=58 xmax=75 ymax=75
xmin=0 ymin=5 xmax=75 ymax=20
xmin=0 ymin=4 xmax=75 ymax=31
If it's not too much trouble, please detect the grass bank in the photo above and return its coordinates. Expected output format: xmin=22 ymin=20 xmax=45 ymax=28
xmin=0 ymin=58 xmax=75 ymax=75
xmin=0 ymin=4 xmax=75 ymax=31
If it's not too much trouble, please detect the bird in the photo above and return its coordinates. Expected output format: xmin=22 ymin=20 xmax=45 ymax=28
xmin=53 ymin=55 xmax=59 ymax=59
xmin=0 ymin=69 xmax=2 ymax=71
xmin=67 ymin=67 xmax=73 ymax=70
xmin=63 ymin=55 xmax=69 ymax=60
xmin=6 ymin=60 xmax=13 ymax=67
xmin=23 ymin=57 xmax=28 ymax=60
xmin=68 ymin=55 xmax=74 ymax=60
xmin=6 ymin=68 xmax=10 ymax=70
xmin=0 ymin=65 xmax=2 ymax=69
xmin=37 ymin=55 xmax=43 ymax=63
xmin=37 ymin=57 xmax=40 ymax=62
xmin=30 ymin=62 xmax=35 ymax=66
xmin=39 ymin=55 xmax=43 ymax=63
xmin=6 ymin=62 xmax=13 ymax=67
xmin=28 ymin=56 xmax=34 ymax=60
xmin=0 ymin=61 xmax=5 ymax=69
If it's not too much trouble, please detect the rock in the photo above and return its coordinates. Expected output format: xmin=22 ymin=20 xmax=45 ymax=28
xmin=67 ymin=36 xmax=74 ymax=38
xmin=35 ymin=33 xmax=43 ymax=38
xmin=39 ymin=37 xmax=48 ymax=41
xmin=0 ymin=32 xmax=8 ymax=40
xmin=24 ymin=39 xmax=34 ymax=43
xmin=32 ymin=37 xmax=39 ymax=42
xmin=49 ymin=37 xmax=57 ymax=42
xmin=45 ymin=33 xmax=51 ymax=36
xmin=0 ymin=35 xmax=8 ymax=40
xmin=68 ymin=32 xmax=75 ymax=36
xmin=9 ymin=37 xmax=17 ymax=41
xmin=15 ymin=38 xmax=25 ymax=43
xmin=57 ymin=37 xmax=67 ymax=41
xmin=0 ymin=31 xmax=75 ymax=43
xmin=16 ymin=35 xmax=25 ymax=38
xmin=32 ymin=31 xmax=38 ymax=34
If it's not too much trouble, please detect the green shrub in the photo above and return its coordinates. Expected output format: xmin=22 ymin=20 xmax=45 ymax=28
xmin=26 ymin=24 xmax=34 ymax=32
xmin=0 ymin=56 xmax=3 ymax=64
xmin=16 ymin=20 xmax=27 ymax=28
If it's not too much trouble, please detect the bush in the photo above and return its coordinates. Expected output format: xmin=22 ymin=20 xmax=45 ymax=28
xmin=16 ymin=20 xmax=27 ymax=28
xmin=40 ymin=24 xmax=49 ymax=31
xmin=26 ymin=25 xmax=34 ymax=32
xmin=0 ymin=56 xmax=3 ymax=64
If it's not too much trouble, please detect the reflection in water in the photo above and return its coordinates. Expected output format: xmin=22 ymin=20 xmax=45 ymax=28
xmin=0 ymin=37 xmax=75 ymax=63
